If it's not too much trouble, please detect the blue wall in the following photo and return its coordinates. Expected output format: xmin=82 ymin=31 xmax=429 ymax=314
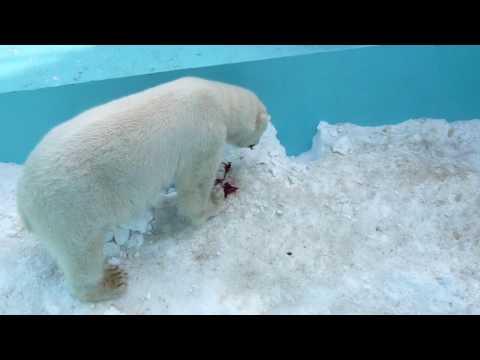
xmin=1 ymin=45 xmax=368 ymax=93
xmin=2 ymin=45 xmax=480 ymax=163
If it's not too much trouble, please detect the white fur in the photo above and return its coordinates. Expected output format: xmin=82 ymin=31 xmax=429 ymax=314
xmin=16 ymin=77 xmax=270 ymax=302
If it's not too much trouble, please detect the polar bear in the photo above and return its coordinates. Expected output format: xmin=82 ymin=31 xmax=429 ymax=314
xmin=16 ymin=76 xmax=270 ymax=302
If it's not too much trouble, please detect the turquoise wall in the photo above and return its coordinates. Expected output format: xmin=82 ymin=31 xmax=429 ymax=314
xmin=0 ymin=45 xmax=370 ymax=94
xmin=1 ymin=45 xmax=480 ymax=164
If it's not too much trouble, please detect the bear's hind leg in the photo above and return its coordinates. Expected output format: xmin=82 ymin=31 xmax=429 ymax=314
xmin=48 ymin=231 xmax=128 ymax=302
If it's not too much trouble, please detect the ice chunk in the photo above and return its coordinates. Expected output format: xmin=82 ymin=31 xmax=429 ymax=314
xmin=331 ymin=136 xmax=352 ymax=155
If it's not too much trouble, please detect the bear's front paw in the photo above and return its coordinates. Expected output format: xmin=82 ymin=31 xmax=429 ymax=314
xmin=189 ymin=215 xmax=208 ymax=228
xmin=211 ymin=184 xmax=225 ymax=206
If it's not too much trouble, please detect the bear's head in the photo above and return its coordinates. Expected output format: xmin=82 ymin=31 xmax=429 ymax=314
xmin=225 ymin=90 xmax=270 ymax=150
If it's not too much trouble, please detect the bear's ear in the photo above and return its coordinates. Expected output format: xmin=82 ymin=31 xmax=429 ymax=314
xmin=256 ymin=112 xmax=271 ymax=129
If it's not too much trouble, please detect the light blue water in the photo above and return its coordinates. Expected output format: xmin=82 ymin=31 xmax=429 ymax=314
xmin=1 ymin=45 xmax=480 ymax=163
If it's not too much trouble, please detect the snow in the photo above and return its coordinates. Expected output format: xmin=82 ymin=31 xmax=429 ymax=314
xmin=1 ymin=118 xmax=479 ymax=314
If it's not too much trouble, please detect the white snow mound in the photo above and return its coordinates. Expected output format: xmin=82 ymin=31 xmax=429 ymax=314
xmin=1 ymin=118 xmax=479 ymax=314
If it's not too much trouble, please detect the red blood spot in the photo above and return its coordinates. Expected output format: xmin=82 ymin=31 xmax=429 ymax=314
xmin=222 ymin=162 xmax=232 ymax=175
xmin=222 ymin=182 xmax=238 ymax=198
xmin=214 ymin=161 xmax=239 ymax=199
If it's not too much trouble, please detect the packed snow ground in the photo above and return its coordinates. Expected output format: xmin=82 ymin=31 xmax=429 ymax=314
xmin=1 ymin=118 xmax=479 ymax=314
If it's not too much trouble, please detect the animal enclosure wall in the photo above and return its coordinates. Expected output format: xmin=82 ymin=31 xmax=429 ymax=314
xmin=1 ymin=45 xmax=480 ymax=163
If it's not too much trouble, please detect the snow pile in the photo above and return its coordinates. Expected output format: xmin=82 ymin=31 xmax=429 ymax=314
xmin=1 ymin=118 xmax=479 ymax=314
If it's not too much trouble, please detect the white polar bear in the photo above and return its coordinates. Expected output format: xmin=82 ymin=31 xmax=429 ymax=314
xmin=16 ymin=77 xmax=270 ymax=302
